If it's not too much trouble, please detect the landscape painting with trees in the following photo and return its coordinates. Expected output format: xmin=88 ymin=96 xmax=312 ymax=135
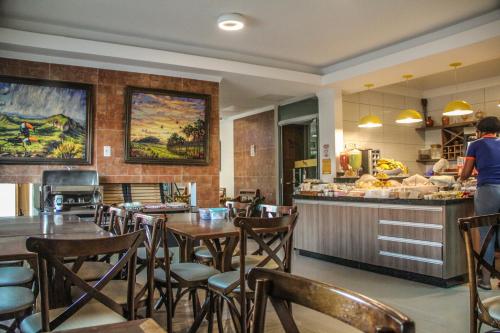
xmin=0 ymin=76 xmax=92 ymax=164
xmin=125 ymin=87 xmax=210 ymax=165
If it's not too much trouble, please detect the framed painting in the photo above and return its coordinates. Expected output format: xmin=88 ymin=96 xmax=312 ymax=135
xmin=0 ymin=76 xmax=93 ymax=164
xmin=125 ymin=86 xmax=211 ymax=165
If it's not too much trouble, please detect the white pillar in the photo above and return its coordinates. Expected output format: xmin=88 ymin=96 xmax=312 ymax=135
xmin=316 ymin=88 xmax=343 ymax=183
xmin=219 ymin=118 xmax=234 ymax=197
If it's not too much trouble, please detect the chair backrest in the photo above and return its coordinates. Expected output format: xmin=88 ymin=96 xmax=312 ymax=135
xmin=132 ymin=213 xmax=166 ymax=318
xmin=237 ymin=189 xmax=259 ymax=203
xmin=109 ymin=206 xmax=131 ymax=235
xmin=26 ymin=230 xmax=144 ymax=332
xmin=93 ymin=203 xmax=110 ymax=228
xmin=248 ymin=268 xmax=415 ymax=333
xmin=458 ymin=213 xmax=500 ymax=332
xmin=233 ymin=213 xmax=299 ymax=333
xmin=257 ymin=204 xmax=297 ymax=218
xmin=225 ymin=201 xmax=252 ymax=218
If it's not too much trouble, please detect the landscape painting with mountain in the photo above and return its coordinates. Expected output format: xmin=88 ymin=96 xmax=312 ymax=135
xmin=0 ymin=77 xmax=92 ymax=164
xmin=125 ymin=87 xmax=210 ymax=164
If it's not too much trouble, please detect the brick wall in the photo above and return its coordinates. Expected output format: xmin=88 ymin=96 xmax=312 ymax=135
xmin=0 ymin=58 xmax=220 ymax=207
xmin=234 ymin=110 xmax=276 ymax=204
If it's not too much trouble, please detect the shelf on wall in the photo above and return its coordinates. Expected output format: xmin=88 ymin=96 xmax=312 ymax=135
xmin=415 ymin=126 xmax=442 ymax=132
xmin=416 ymin=158 xmax=457 ymax=164
xmin=415 ymin=121 xmax=476 ymax=132
xmin=416 ymin=159 xmax=440 ymax=163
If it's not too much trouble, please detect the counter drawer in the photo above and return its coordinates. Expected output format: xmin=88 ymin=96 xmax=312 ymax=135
xmin=378 ymin=237 xmax=442 ymax=261
xmin=379 ymin=206 xmax=444 ymax=226
xmin=378 ymin=220 xmax=443 ymax=243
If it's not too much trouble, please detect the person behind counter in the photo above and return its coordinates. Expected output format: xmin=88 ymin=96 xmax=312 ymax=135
xmin=460 ymin=116 xmax=500 ymax=289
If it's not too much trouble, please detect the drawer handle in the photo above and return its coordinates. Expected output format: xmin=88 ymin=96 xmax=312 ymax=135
xmin=379 ymin=251 xmax=443 ymax=265
xmin=378 ymin=235 xmax=443 ymax=247
xmin=379 ymin=220 xmax=443 ymax=230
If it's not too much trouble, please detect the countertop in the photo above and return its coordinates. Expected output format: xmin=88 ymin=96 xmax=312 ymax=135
xmin=292 ymin=194 xmax=473 ymax=206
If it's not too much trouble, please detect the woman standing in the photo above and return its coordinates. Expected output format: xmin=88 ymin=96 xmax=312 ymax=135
xmin=460 ymin=116 xmax=500 ymax=289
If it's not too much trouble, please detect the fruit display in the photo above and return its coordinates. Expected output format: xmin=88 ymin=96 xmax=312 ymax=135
xmin=376 ymin=158 xmax=409 ymax=175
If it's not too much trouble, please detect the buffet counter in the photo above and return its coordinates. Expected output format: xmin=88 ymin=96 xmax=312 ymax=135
xmin=293 ymin=194 xmax=474 ymax=287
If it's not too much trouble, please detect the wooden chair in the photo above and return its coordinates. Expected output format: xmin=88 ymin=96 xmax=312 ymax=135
xmin=64 ymin=204 xmax=114 ymax=282
xmin=156 ymin=221 xmax=220 ymax=333
xmin=0 ymin=266 xmax=35 ymax=288
xmin=132 ymin=213 xmax=167 ymax=318
xmin=109 ymin=206 xmax=133 ymax=236
xmin=226 ymin=201 xmax=253 ymax=219
xmin=458 ymin=213 xmax=500 ymax=333
xmin=94 ymin=203 xmax=111 ymax=229
xmin=20 ymin=230 xmax=144 ymax=333
xmin=133 ymin=213 xmax=171 ymax=275
xmin=253 ymin=205 xmax=297 ymax=272
xmin=191 ymin=213 xmax=299 ymax=333
xmin=248 ymin=268 xmax=415 ymax=333
xmin=193 ymin=202 xmax=253 ymax=265
xmin=256 ymin=205 xmax=297 ymax=218
xmin=0 ymin=286 xmax=34 ymax=332
xmin=68 ymin=209 xmax=151 ymax=318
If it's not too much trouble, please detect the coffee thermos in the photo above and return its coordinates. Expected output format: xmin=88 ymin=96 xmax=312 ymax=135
xmin=54 ymin=194 xmax=64 ymax=212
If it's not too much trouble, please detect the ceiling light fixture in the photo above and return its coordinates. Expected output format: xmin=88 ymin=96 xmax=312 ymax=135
xmin=358 ymin=83 xmax=383 ymax=128
xmin=443 ymin=62 xmax=473 ymax=116
xmin=218 ymin=13 xmax=245 ymax=31
xmin=396 ymin=74 xmax=423 ymax=124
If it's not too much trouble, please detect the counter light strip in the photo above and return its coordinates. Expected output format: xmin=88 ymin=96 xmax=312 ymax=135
xmin=379 ymin=220 xmax=443 ymax=230
xmin=379 ymin=251 xmax=443 ymax=265
xmin=378 ymin=235 xmax=443 ymax=247
xmin=378 ymin=204 xmax=443 ymax=212
xmin=293 ymin=200 xmax=443 ymax=212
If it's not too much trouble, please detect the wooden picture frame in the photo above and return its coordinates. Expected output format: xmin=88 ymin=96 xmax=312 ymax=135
xmin=124 ymin=86 xmax=210 ymax=165
xmin=0 ymin=75 xmax=93 ymax=165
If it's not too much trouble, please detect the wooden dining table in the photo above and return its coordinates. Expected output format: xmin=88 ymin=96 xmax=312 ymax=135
xmin=165 ymin=212 xmax=289 ymax=272
xmin=0 ymin=214 xmax=114 ymax=307
xmin=0 ymin=214 xmax=113 ymax=263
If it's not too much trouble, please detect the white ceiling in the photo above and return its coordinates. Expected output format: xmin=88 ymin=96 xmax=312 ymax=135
xmin=0 ymin=1 xmax=499 ymax=117
xmin=381 ymin=57 xmax=500 ymax=92
xmin=0 ymin=0 xmax=498 ymax=73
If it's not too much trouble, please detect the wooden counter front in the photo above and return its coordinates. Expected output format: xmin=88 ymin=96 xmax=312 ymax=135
xmin=293 ymin=198 xmax=474 ymax=284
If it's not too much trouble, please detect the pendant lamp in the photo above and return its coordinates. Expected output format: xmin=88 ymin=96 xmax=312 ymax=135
xmin=396 ymin=74 xmax=423 ymax=124
xmin=358 ymin=83 xmax=382 ymax=128
xmin=443 ymin=62 xmax=473 ymax=116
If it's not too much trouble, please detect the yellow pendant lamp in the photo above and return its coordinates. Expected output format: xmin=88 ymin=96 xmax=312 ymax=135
xmin=358 ymin=83 xmax=382 ymax=128
xmin=396 ymin=74 xmax=423 ymax=124
xmin=443 ymin=62 xmax=473 ymax=116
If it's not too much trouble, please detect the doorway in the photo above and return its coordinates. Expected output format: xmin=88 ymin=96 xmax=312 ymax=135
xmin=279 ymin=117 xmax=318 ymax=205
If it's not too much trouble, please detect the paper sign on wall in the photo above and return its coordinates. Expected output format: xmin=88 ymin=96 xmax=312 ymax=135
xmin=322 ymin=159 xmax=332 ymax=175
xmin=322 ymin=144 xmax=330 ymax=158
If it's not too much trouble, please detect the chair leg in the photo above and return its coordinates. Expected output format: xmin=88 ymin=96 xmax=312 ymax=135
xmin=188 ymin=295 xmax=210 ymax=333
xmin=216 ymin=296 xmax=224 ymax=333
xmin=190 ymin=289 xmax=200 ymax=318
xmin=155 ymin=286 xmax=167 ymax=310
xmin=207 ymin=292 xmax=215 ymax=333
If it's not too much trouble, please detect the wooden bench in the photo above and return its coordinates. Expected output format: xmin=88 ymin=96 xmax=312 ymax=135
xmin=102 ymin=183 xmax=164 ymax=205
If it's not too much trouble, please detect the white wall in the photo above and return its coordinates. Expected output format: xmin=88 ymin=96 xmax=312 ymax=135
xmin=219 ymin=118 xmax=234 ymax=197
xmin=342 ymin=90 xmax=426 ymax=175
xmin=425 ymin=83 xmax=500 ymax=145
xmin=0 ymin=184 xmax=16 ymax=217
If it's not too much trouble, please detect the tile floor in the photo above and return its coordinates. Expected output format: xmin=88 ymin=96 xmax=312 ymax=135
xmin=152 ymin=251 xmax=498 ymax=333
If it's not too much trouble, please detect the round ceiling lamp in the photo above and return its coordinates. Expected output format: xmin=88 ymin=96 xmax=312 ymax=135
xmin=443 ymin=62 xmax=473 ymax=116
xmin=217 ymin=13 xmax=245 ymax=31
xmin=359 ymin=114 xmax=383 ymax=128
xmin=358 ymin=83 xmax=382 ymax=128
xmin=396 ymin=74 xmax=423 ymax=124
